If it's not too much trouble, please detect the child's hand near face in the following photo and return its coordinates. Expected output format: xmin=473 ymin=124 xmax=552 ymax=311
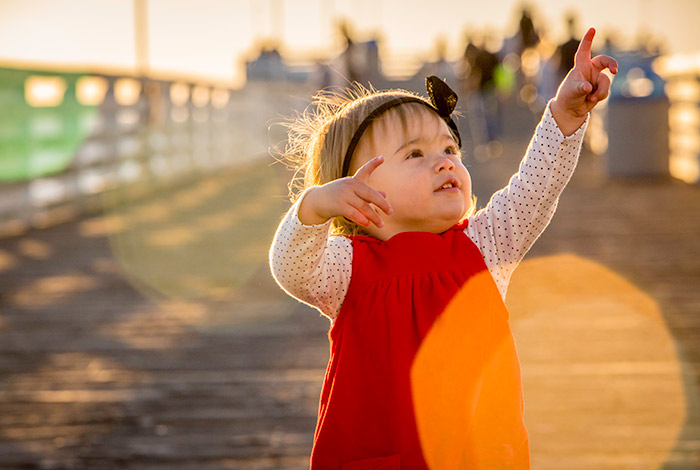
xmin=551 ymin=27 xmax=618 ymax=136
xmin=298 ymin=155 xmax=393 ymax=228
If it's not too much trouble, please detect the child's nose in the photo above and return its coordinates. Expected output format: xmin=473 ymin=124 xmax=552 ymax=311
xmin=433 ymin=155 xmax=455 ymax=172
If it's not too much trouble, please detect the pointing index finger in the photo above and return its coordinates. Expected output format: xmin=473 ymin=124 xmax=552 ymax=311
xmin=354 ymin=155 xmax=384 ymax=181
xmin=574 ymin=27 xmax=596 ymax=66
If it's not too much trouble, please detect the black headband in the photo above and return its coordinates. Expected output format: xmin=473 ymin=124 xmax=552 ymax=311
xmin=341 ymin=75 xmax=462 ymax=177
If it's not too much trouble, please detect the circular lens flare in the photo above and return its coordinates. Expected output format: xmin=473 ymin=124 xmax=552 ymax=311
xmin=412 ymin=254 xmax=687 ymax=469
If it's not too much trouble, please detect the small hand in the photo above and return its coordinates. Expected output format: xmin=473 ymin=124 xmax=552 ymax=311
xmin=298 ymin=155 xmax=393 ymax=228
xmin=551 ymin=27 xmax=618 ymax=133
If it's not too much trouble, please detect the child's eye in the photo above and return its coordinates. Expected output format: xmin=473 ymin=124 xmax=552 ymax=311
xmin=406 ymin=150 xmax=423 ymax=159
xmin=445 ymin=145 xmax=459 ymax=155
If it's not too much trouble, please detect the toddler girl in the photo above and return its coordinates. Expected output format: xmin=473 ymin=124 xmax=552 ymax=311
xmin=270 ymin=28 xmax=617 ymax=469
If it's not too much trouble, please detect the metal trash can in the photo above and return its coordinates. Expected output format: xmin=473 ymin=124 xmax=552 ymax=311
xmin=604 ymin=53 xmax=669 ymax=177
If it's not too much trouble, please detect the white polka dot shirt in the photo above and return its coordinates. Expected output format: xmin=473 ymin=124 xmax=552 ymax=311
xmin=269 ymin=100 xmax=589 ymax=321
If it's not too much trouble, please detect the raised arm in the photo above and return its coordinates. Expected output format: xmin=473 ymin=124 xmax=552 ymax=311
xmin=465 ymin=102 xmax=587 ymax=298
xmin=466 ymin=27 xmax=617 ymax=299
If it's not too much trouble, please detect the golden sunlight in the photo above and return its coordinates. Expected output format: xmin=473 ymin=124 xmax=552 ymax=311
xmin=113 ymin=78 xmax=142 ymax=106
xmin=75 ymin=76 xmax=108 ymax=106
xmin=0 ymin=249 xmax=18 ymax=272
xmin=25 ymin=76 xmax=66 ymax=107
xmin=16 ymin=238 xmax=52 ymax=259
xmin=411 ymin=254 xmax=686 ymax=469
xmin=12 ymin=274 xmax=99 ymax=308
xmin=508 ymin=254 xmax=686 ymax=469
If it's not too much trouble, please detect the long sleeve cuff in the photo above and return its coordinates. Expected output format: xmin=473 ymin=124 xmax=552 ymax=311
xmin=289 ymin=186 xmax=334 ymax=230
xmin=543 ymin=99 xmax=589 ymax=142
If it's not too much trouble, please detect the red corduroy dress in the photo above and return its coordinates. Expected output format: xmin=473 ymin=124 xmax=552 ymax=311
xmin=309 ymin=220 xmax=530 ymax=470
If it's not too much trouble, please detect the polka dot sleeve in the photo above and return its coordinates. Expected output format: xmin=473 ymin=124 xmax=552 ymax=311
xmin=269 ymin=187 xmax=353 ymax=321
xmin=465 ymin=99 xmax=589 ymax=300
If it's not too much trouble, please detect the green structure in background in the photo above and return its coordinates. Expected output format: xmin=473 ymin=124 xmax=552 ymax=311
xmin=0 ymin=66 xmax=101 ymax=183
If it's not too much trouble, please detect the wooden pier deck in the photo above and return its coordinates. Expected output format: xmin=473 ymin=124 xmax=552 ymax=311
xmin=0 ymin=101 xmax=698 ymax=469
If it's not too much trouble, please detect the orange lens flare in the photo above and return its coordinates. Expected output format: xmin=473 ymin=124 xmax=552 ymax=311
xmin=411 ymin=270 xmax=529 ymax=469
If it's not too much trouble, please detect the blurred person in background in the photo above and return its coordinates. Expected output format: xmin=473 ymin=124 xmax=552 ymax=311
xmin=313 ymin=20 xmax=386 ymax=91
xmin=517 ymin=5 xmax=540 ymax=54
xmin=338 ymin=20 xmax=364 ymax=85
xmin=536 ymin=24 xmax=562 ymax=104
xmin=556 ymin=13 xmax=581 ymax=85
xmin=458 ymin=32 xmax=481 ymax=94
xmin=459 ymin=30 xmax=503 ymax=159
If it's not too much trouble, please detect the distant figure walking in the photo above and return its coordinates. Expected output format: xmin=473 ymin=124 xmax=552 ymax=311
xmin=556 ymin=13 xmax=581 ymax=83
xmin=460 ymin=32 xmax=502 ymax=155
xmin=316 ymin=21 xmax=372 ymax=90
xmin=518 ymin=7 xmax=540 ymax=54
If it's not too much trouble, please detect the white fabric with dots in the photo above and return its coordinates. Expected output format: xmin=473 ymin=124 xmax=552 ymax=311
xmin=269 ymin=101 xmax=588 ymax=321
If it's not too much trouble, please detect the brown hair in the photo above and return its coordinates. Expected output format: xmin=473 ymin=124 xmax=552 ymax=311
xmin=276 ymin=82 xmax=475 ymax=236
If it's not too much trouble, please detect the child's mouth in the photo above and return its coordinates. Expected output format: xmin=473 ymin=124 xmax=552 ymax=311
xmin=435 ymin=180 xmax=459 ymax=192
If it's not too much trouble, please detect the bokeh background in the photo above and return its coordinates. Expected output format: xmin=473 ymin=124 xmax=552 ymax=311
xmin=0 ymin=1 xmax=699 ymax=469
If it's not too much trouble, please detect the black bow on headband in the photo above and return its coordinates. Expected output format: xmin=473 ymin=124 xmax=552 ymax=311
xmin=341 ymin=75 xmax=462 ymax=177
xmin=425 ymin=75 xmax=461 ymax=147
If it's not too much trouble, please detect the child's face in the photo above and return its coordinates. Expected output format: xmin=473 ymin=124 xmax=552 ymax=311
xmin=350 ymin=106 xmax=472 ymax=239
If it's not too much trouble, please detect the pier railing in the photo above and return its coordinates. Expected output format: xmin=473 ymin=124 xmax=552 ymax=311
xmin=0 ymin=67 xmax=312 ymax=238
